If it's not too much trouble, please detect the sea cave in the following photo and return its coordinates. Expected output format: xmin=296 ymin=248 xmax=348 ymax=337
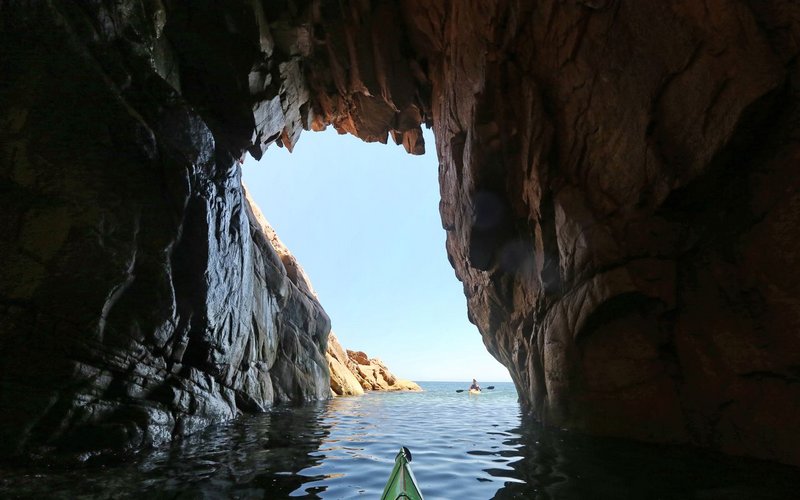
xmin=1 ymin=0 xmax=800 ymax=491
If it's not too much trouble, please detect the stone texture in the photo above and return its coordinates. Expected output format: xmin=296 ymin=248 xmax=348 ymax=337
xmin=326 ymin=332 xmax=364 ymax=397
xmin=345 ymin=349 xmax=422 ymax=393
xmin=244 ymin=189 xmax=330 ymax=405
xmin=2 ymin=0 xmax=800 ymax=467
xmin=0 ymin=0 xmax=329 ymax=458
xmin=327 ymin=332 xmax=419 ymax=395
xmin=416 ymin=0 xmax=800 ymax=466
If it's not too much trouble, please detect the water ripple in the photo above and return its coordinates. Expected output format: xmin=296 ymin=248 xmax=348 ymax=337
xmin=1 ymin=382 xmax=799 ymax=499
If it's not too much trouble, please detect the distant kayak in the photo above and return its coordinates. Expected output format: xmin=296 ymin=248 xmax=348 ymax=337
xmin=455 ymin=385 xmax=494 ymax=394
xmin=381 ymin=447 xmax=424 ymax=500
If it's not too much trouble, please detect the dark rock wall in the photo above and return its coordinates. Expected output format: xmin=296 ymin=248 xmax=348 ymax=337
xmin=2 ymin=0 xmax=800 ymax=466
xmin=419 ymin=0 xmax=800 ymax=465
xmin=0 ymin=1 xmax=329 ymax=457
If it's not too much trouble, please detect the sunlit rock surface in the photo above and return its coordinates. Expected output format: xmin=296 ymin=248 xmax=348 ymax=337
xmin=243 ymin=189 xmax=330 ymax=405
xmin=326 ymin=332 xmax=364 ymax=397
xmin=2 ymin=0 xmax=800 ymax=466
xmin=347 ymin=347 xmax=421 ymax=393
xmin=327 ymin=332 xmax=420 ymax=395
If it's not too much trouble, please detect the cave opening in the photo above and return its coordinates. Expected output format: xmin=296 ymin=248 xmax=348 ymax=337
xmin=2 ymin=2 xmax=800 ymax=492
xmin=242 ymin=127 xmax=512 ymax=384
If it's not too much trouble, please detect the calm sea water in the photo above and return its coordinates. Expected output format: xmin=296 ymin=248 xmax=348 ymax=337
xmin=2 ymin=381 xmax=799 ymax=499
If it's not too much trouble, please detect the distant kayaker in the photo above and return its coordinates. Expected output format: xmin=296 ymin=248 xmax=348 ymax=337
xmin=469 ymin=378 xmax=481 ymax=391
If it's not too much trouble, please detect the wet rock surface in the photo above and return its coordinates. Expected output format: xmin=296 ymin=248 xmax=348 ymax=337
xmin=0 ymin=1 xmax=331 ymax=458
xmin=2 ymin=0 xmax=800 ymax=467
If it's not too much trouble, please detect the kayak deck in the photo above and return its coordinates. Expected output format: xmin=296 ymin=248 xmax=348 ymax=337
xmin=381 ymin=447 xmax=424 ymax=500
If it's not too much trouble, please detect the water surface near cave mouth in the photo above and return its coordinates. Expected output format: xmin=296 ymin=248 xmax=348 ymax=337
xmin=1 ymin=382 xmax=799 ymax=499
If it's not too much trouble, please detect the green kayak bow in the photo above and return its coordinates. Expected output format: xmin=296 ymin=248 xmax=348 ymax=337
xmin=381 ymin=447 xmax=424 ymax=500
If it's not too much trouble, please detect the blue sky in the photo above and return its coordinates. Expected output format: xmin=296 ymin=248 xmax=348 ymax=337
xmin=242 ymin=127 xmax=511 ymax=383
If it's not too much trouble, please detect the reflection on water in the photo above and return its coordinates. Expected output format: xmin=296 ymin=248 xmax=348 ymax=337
xmin=492 ymin=418 xmax=800 ymax=499
xmin=0 ymin=405 xmax=332 ymax=499
xmin=1 ymin=382 xmax=799 ymax=499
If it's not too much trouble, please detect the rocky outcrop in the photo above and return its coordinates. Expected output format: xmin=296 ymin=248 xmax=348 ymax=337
xmin=3 ymin=0 xmax=800 ymax=467
xmin=345 ymin=348 xmax=422 ymax=392
xmin=326 ymin=332 xmax=364 ymax=396
xmin=327 ymin=332 xmax=420 ymax=395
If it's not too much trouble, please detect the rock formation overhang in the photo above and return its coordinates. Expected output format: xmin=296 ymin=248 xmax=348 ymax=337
xmin=2 ymin=0 xmax=800 ymax=467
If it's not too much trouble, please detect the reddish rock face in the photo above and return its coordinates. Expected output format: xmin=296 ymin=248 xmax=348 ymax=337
xmin=2 ymin=0 xmax=800 ymax=466
xmin=341 ymin=346 xmax=421 ymax=392
xmin=326 ymin=332 xmax=365 ymax=396
xmin=413 ymin=0 xmax=800 ymax=465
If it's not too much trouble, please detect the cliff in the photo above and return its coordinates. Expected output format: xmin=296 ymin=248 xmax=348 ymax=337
xmin=327 ymin=332 xmax=421 ymax=395
xmin=0 ymin=0 xmax=332 ymax=455
xmin=1 ymin=0 xmax=800 ymax=466
xmin=424 ymin=1 xmax=800 ymax=466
